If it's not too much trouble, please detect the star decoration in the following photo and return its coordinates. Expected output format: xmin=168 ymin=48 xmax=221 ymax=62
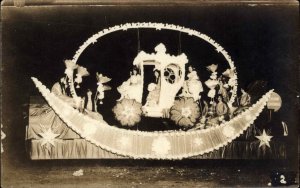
xmin=255 ymin=129 xmax=273 ymax=148
xmin=38 ymin=129 xmax=60 ymax=147
xmin=90 ymin=38 xmax=98 ymax=44
xmin=215 ymin=46 xmax=223 ymax=53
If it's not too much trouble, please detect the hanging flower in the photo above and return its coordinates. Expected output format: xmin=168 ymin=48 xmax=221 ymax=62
xmin=113 ymin=99 xmax=142 ymax=127
xmin=170 ymin=98 xmax=200 ymax=127
xmin=95 ymin=73 xmax=111 ymax=104
xmin=96 ymin=72 xmax=111 ymax=84
xmin=75 ymin=66 xmax=90 ymax=86
xmin=205 ymin=79 xmax=219 ymax=89
xmin=206 ymin=64 xmax=218 ymax=73
xmin=64 ymin=60 xmax=78 ymax=77
xmin=222 ymin=69 xmax=235 ymax=78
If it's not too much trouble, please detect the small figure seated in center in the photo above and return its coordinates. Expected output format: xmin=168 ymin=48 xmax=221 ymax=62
xmin=145 ymin=83 xmax=160 ymax=107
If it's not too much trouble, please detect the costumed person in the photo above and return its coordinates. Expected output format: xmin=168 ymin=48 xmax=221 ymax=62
xmin=216 ymin=95 xmax=228 ymax=123
xmin=83 ymin=91 xmax=104 ymax=121
xmin=205 ymin=64 xmax=219 ymax=104
xmin=117 ymin=68 xmax=142 ymax=103
xmin=232 ymin=89 xmax=251 ymax=116
xmin=145 ymin=83 xmax=160 ymax=107
xmin=51 ymin=77 xmax=80 ymax=109
xmin=154 ymin=70 xmax=160 ymax=84
xmin=207 ymin=101 xmax=216 ymax=116
xmin=95 ymin=72 xmax=111 ymax=105
xmin=117 ymin=71 xmax=132 ymax=101
xmin=86 ymin=89 xmax=93 ymax=111
xmin=130 ymin=69 xmax=142 ymax=85
xmin=218 ymin=76 xmax=229 ymax=102
xmin=240 ymin=89 xmax=251 ymax=107
xmin=145 ymin=69 xmax=162 ymax=107
xmin=181 ymin=66 xmax=203 ymax=101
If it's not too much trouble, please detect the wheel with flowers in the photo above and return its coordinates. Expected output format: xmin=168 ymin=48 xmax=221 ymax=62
xmin=170 ymin=97 xmax=200 ymax=128
xmin=112 ymin=98 xmax=142 ymax=127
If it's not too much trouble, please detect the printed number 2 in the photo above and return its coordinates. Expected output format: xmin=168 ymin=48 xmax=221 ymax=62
xmin=280 ymin=175 xmax=287 ymax=184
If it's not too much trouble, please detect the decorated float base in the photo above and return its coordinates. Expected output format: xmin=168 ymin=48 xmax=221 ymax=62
xmin=26 ymin=96 xmax=286 ymax=160
xmin=27 ymin=139 xmax=286 ymax=160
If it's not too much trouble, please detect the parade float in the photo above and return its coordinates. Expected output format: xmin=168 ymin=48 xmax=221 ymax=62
xmin=26 ymin=23 xmax=286 ymax=160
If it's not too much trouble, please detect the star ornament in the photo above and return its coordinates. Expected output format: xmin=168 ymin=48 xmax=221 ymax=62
xmin=215 ymin=46 xmax=223 ymax=53
xmin=38 ymin=129 xmax=60 ymax=147
xmin=255 ymin=129 xmax=273 ymax=148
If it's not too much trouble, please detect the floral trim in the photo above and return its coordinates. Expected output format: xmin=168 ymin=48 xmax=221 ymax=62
xmin=32 ymin=77 xmax=272 ymax=160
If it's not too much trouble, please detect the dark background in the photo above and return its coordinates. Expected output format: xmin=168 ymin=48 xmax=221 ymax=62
xmin=1 ymin=3 xmax=299 ymax=187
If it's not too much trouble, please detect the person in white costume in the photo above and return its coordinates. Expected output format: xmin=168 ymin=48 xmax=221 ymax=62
xmin=117 ymin=69 xmax=142 ymax=103
xmin=180 ymin=66 xmax=203 ymax=101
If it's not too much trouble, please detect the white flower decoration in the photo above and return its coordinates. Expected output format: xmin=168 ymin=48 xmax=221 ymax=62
xmin=223 ymin=126 xmax=235 ymax=138
xmin=152 ymin=136 xmax=171 ymax=156
xmin=122 ymin=106 xmax=135 ymax=119
xmin=181 ymin=107 xmax=192 ymax=118
xmin=193 ymin=138 xmax=203 ymax=146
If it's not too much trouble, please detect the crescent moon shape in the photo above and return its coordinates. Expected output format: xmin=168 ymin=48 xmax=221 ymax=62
xmin=31 ymin=77 xmax=273 ymax=159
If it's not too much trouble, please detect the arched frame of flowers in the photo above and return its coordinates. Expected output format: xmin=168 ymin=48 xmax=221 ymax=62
xmin=68 ymin=22 xmax=238 ymax=108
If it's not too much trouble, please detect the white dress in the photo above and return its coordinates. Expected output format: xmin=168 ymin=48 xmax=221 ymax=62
xmin=186 ymin=71 xmax=203 ymax=101
xmin=117 ymin=74 xmax=143 ymax=103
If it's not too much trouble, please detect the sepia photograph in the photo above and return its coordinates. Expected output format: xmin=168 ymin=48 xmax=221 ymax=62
xmin=1 ymin=0 xmax=299 ymax=187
